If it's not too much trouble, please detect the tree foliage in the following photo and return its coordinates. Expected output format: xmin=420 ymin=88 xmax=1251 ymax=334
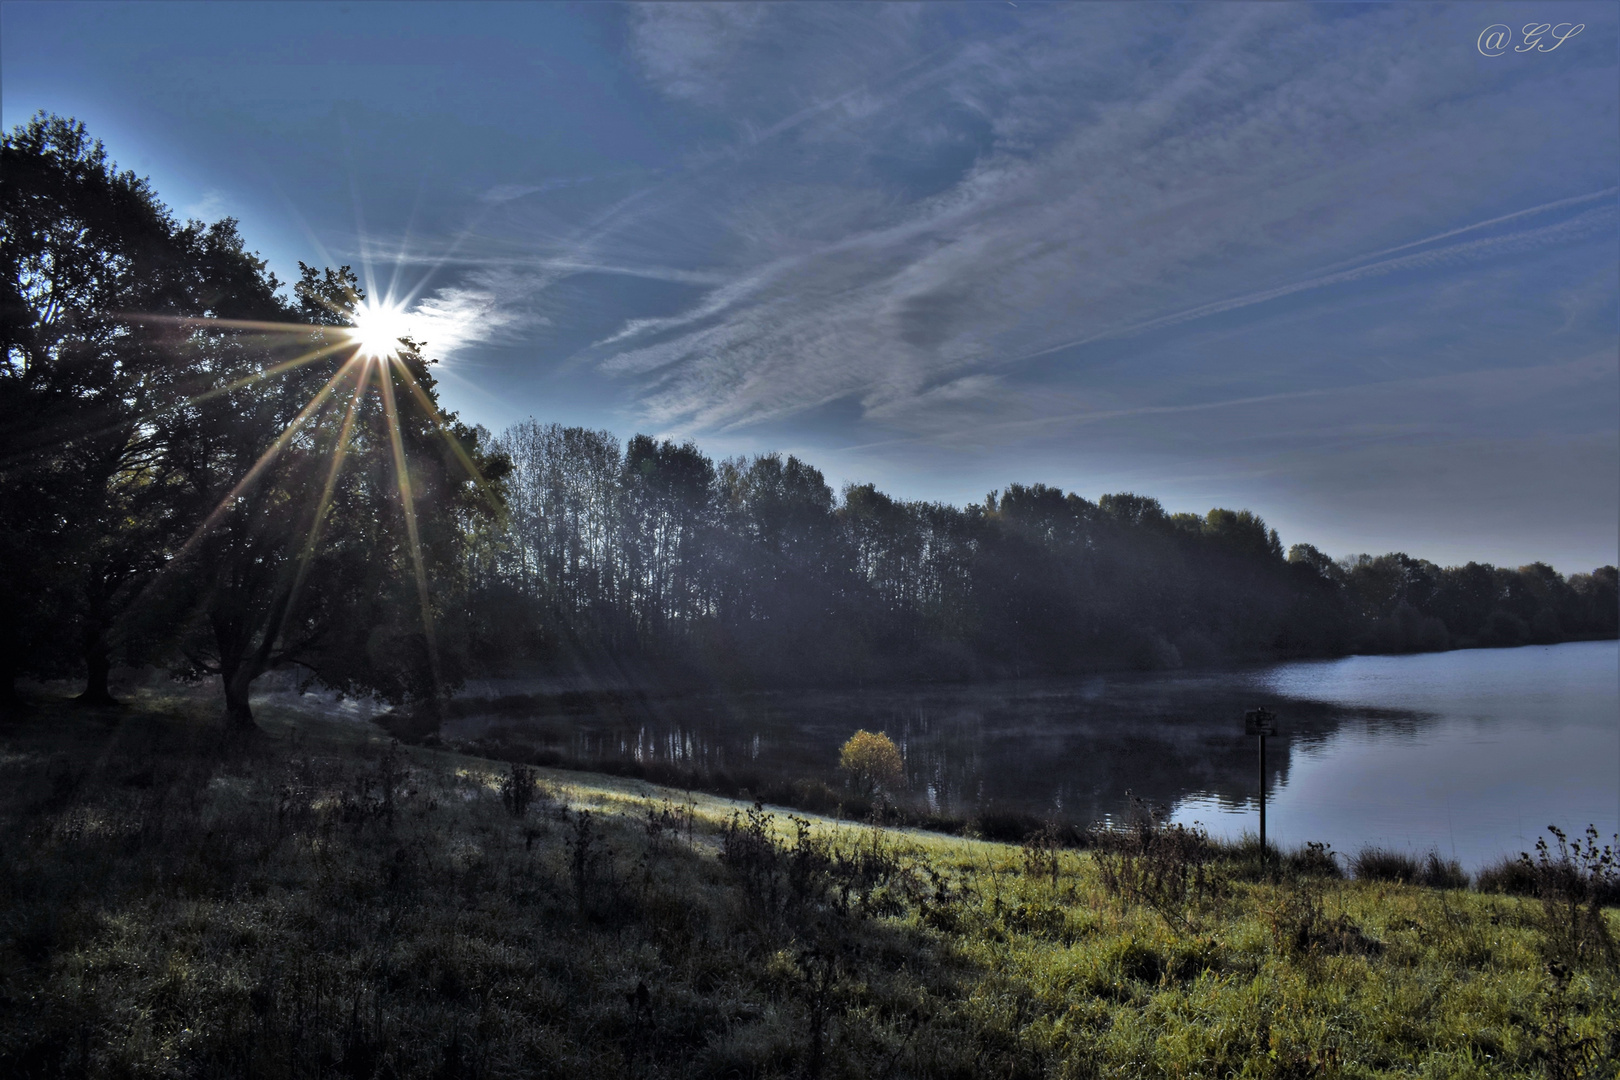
xmin=153 ymin=260 xmax=504 ymax=729
xmin=0 ymin=114 xmax=201 ymax=703
xmin=839 ymin=730 xmax=904 ymax=797
xmin=2 ymin=114 xmax=504 ymax=729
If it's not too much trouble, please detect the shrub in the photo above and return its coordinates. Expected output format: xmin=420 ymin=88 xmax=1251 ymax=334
xmin=1268 ymin=874 xmax=1382 ymax=960
xmin=1418 ymin=851 xmax=1470 ymax=890
xmin=1021 ymin=822 xmax=1062 ymax=885
xmin=838 ymin=730 xmax=903 ymax=797
xmin=719 ymin=803 xmax=915 ymax=925
xmin=498 ymin=763 xmax=538 ymax=818
xmin=1351 ymin=847 xmax=1421 ymax=883
xmin=1477 ymin=853 xmax=1540 ymax=897
xmin=1283 ymin=841 xmax=1343 ymax=880
xmin=566 ymin=808 xmax=607 ymax=916
xmin=1228 ymin=838 xmax=1344 ymax=882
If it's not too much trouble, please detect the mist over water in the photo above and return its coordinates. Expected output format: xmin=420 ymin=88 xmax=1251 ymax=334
xmin=425 ymin=640 xmax=1617 ymax=869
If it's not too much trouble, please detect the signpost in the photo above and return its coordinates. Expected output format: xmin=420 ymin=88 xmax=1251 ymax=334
xmin=1244 ymin=708 xmax=1278 ymax=857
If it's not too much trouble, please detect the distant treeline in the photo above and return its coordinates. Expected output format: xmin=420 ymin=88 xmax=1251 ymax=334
xmin=464 ymin=420 xmax=1618 ymax=686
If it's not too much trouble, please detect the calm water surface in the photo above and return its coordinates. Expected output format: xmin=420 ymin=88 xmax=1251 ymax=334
xmin=1173 ymin=640 xmax=1619 ymax=871
xmin=427 ymin=641 xmax=1616 ymax=871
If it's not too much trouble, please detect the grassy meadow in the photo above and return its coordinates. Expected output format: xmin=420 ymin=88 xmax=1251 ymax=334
xmin=1 ymin=697 xmax=1617 ymax=1079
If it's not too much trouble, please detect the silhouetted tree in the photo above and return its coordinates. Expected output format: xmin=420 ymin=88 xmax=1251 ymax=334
xmin=158 ymin=263 xmax=503 ymax=731
xmin=621 ymin=434 xmax=717 ymax=649
xmin=1 ymin=113 xmax=201 ymax=705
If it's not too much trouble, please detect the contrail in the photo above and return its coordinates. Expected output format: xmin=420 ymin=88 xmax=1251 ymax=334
xmin=1313 ymin=186 xmax=1618 ymax=276
xmin=1021 ymin=197 xmax=1619 ymax=362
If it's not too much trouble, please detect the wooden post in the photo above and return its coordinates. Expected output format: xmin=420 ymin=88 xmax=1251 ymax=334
xmin=1258 ymin=729 xmax=1266 ymax=855
xmin=1244 ymin=708 xmax=1278 ymax=860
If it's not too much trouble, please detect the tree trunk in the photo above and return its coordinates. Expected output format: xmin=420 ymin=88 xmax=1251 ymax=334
xmin=222 ymin=671 xmax=257 ymax=733
xmin=75 ymin=626 xmax=117 ymax=706
xmin=213 ymin=606 xmax=265 ymax=736
xmin=217 ymin=631 xmax=259 ymax=734
xmin=0 ymin=665 xmax=22 ymax=713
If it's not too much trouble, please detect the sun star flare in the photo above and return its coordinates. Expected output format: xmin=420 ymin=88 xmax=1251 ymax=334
xmin=347 ymin=300 xmax=413 ymax=361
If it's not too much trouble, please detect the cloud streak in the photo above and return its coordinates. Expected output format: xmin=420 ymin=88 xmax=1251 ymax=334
xmin=584 ymin=3 xmax=1617 ymax=436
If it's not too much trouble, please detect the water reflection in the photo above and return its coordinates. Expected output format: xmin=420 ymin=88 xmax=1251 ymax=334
xmin=1175 ymin=642 xmax=1619 ymax=871
xmin=235 ymin=641 xmax=1614 ymax=869
xmin=439 ymin=668 xmax=1421 ymax=831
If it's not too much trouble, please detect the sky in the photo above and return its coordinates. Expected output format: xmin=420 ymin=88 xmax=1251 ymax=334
xmin=4 ymin=1 xmax=1617 ymax=572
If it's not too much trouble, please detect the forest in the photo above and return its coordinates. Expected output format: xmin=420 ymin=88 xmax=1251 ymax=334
xmin=4 ymin=114 xmax=1616 ymax=732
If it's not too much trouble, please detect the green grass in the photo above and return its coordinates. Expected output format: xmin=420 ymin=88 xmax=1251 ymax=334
xmin=1 ymin=697 xmax=1616 ymax=1079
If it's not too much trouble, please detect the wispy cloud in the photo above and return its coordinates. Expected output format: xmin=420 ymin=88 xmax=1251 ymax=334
xmin=586 ymin=3 xmax=1617 ymax=436
xmin=184 ymin=189 xmax=229 ymax=221
xmin=407 ymin=279 xmax=529 ymax=359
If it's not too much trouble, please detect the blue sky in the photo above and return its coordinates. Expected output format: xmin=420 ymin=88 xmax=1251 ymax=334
xmin=5 ymin=1 xmax=1617 ymax=571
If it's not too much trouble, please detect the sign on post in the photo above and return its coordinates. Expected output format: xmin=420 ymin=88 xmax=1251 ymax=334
xmin=1243 ymin=707 xmax=1279 ymax=860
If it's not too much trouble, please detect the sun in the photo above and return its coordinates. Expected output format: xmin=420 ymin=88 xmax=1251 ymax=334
xmin=347 ymin=301 xmax=412 ymax=361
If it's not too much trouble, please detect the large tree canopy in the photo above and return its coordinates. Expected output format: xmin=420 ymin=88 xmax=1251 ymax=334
xmin=2 ymin=114 xmax=506 ymax=729
xmin=0 ymin=114 xmax=201 ymax=704
xmin=159 ymin=260 xmax=507 ymax=729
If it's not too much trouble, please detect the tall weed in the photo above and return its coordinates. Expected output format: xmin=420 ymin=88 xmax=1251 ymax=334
xmin=1093 ymin=795 xmax=1225 ymax=932
xmin=1520 ymin=826 xmax=1619 ymax=969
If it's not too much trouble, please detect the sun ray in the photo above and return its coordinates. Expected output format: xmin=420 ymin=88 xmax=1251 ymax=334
xmin=122 ymin=312 xmax=330 ymax=336
xmin=0 ymin=334 xmax=356 ymax=472
xmin=270 ymin=359 xmax=373 ymax=653
xmin=344 ymin=143 xmax=379 ymax=306
xmin=166 ymin=356 xmax=362 ymax=569
xmin=378 ymin=355 xmax=441 ymax=699
xmin=387 ymin=199 xmax=506 ymax=312
xmin=183 ymin=336 xmax=356 ymax=406
xmin=386 ymin=176 xmax=431 ymax=307
xmin=391 ymin=358 xmax=505 ymax=511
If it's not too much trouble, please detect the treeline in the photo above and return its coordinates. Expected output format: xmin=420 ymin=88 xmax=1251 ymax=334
xmin=465 ymin=419 xmax=1618 ymax=686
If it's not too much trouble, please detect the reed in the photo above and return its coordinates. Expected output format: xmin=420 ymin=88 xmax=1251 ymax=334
xmin=1351 ymin=846 xmax=1469 ymax=889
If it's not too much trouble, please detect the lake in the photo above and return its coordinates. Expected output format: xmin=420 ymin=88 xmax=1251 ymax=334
xmin=351 ymin=640 xmax=1618 ymax=871
xmin=1172 ymin=639 xmax=1619 ymax=871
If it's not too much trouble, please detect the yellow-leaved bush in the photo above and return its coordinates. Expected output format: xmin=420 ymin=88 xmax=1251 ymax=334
xmin=839 ymin=730 xmax=903 ymax=796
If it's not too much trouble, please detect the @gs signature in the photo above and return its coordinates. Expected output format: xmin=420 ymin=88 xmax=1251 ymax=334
xmin=1478 ymin=22 xmax=1584 ymax=56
